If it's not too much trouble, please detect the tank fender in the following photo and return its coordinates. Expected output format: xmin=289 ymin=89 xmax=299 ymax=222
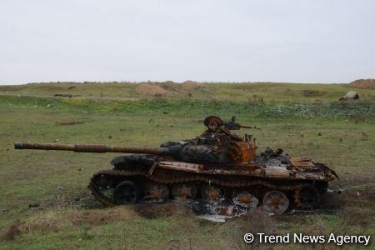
xmin=314 ymin=163 xmax=339 ymax=179
xmin=111 ymin=155 xmax=130 ymax=166
xmin=110 ymin=155 xmax=155 ymax=168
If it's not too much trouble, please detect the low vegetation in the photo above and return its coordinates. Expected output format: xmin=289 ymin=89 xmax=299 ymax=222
xmin=0 ymin=82 xmax=374 ymax=249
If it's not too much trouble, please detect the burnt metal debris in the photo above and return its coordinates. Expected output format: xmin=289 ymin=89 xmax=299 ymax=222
xmin=14 ymin=116 xmax=338 ymax=214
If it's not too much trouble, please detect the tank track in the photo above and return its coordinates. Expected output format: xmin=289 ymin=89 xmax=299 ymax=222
xmin=88 ymin=169 xmax=310 ymax=207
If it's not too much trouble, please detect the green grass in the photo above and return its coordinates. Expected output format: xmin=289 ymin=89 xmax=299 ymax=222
xmin=1 ymin=82 xmax=374 ymax=249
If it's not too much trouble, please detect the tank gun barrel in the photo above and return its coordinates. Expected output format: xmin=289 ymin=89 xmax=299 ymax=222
xmin=14 ymin=142 xmax=171 ymax=155
xmin=222 ymin=116 xmax=259 ymax=130
xmin=235 ymin=124 xmax=257 ymax=129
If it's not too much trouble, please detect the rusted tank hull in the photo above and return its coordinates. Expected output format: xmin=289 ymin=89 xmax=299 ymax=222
xmin=89 ymin=154 xmax=336 ymax=213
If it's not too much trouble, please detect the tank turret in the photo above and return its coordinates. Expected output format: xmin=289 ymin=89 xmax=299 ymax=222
xmin=15 ymin=116 xmax=258 ymax=165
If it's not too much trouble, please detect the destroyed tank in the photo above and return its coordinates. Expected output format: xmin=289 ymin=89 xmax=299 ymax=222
xmin=14 ymin=116 xmax=338 ymax=214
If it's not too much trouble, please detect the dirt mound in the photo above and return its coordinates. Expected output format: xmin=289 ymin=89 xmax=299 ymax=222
xmin=160 ymin=81 xmax=177 ymax=92
xmin=349 ymin=79 xmax=375 ymax=89
xmin=136 ymin=84 xmax=169 ymax=96
xmin=163 ymin=80 xmax=175 ymax=85
xmin=182 ymin=80 xmax=202 ymax=90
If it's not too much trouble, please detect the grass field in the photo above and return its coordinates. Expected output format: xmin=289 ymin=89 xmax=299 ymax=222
xmin=0 ymin=82 xmax=374 ymax=249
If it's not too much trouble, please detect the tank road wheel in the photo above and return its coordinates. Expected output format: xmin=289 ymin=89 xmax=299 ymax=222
xmin=232 ymin=191 xmax=259 ymax=208
xmin=114 ymin=181 xmax=141 ymax=205
xmin=262 ymin=190 xmax=289 ymax=214
xmin=201 ymin=183 xmax=225 ymax=202
xmin=144 ymin=183 xmax=169 ymax=203
xmin=294 ymin=184 xmax=320 ymax=209
xmin=171 ymin=183 xmax=197 ymax=199
xmin=94 ymin=174 xmax=112 ymax=190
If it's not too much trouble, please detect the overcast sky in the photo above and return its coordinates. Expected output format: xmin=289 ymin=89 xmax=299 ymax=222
xmin=1 ymin=0 xmax=374 ymax=85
